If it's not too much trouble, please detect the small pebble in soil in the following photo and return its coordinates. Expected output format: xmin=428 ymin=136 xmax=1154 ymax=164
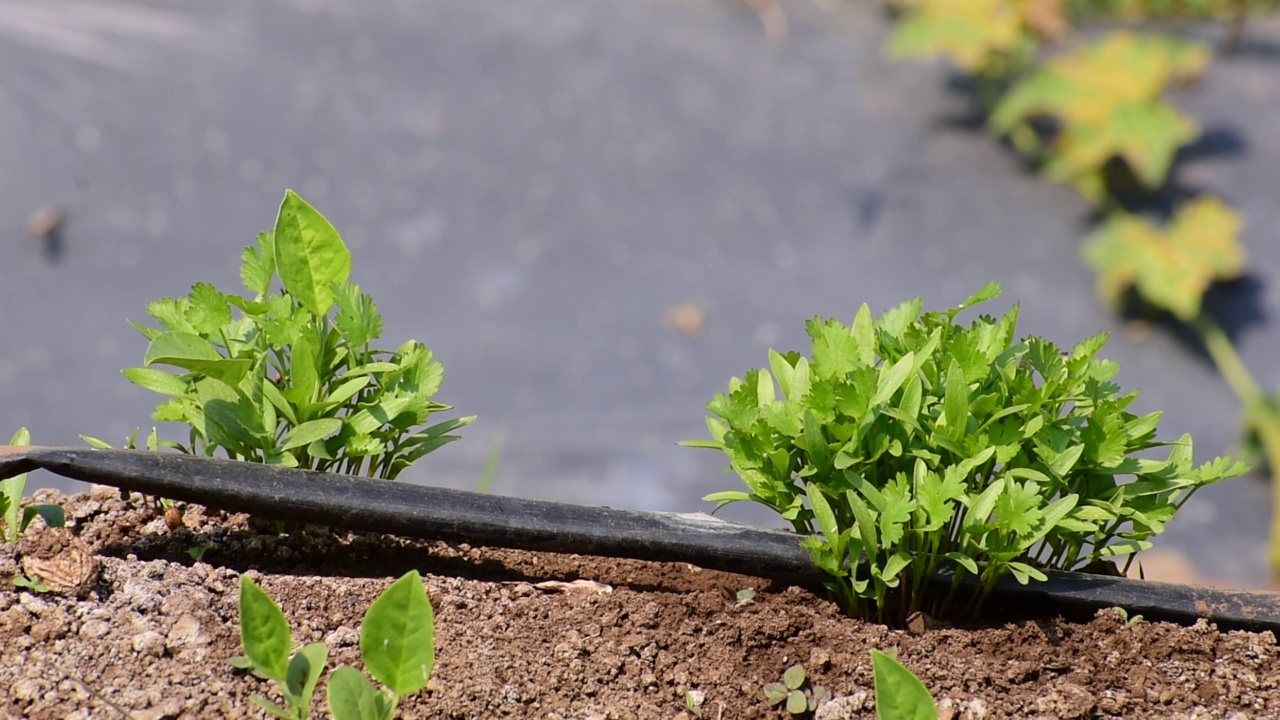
xmin=133 ymin=630 xmax=167 ymax=657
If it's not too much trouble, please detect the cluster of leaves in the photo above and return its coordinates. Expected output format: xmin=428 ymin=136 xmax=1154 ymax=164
xmin=232 ymin=570 xmax=434 ymax=720
xmin=1 ymin=428 xmax=65 ymax=546
xmin=101 ymin=190 xmax=472 ymax=479
xmin=763 ymin=664 xmax=831 ymax=716
xmin=688 ymin=284 xmax=1246 ymax=623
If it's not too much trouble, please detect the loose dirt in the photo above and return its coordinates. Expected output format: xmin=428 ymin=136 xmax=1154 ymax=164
xmin=3 ymin=488 xmax=1279 ymax=719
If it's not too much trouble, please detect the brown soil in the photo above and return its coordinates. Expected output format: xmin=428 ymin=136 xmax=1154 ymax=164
xmin=3 ymin=488 xmax=1280 ymax=720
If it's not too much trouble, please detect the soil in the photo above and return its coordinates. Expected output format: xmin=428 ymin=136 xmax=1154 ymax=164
xmin=3 ymin=488 xmax=1280 ymax=720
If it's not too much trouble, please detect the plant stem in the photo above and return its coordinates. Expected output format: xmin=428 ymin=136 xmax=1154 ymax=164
xmin=1194 ymin=314 xmax=1262 ymax=402
xmin=1193 ymin=313 xmax=1280 ymax=574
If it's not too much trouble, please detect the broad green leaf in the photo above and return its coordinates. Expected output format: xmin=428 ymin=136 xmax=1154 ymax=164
xmin=872 ymin=649 xmax=937 ymax=720
xmin=238 ymin=576 xmax=292 ymax=682
xmin=279 ymin=419 xmax=343 ymax=451
xmin=21 ymin=505 xmax=65 ymax=535
xmin=144 ymin=332 xmax=252 ymax=386
xmin=360 ymin=570 xmax=435 ymax=696
xmin=284 ymin=642 xmax=328 ymax=710
xmin=328 ymin=666 xmax=395 ymax=720
xmin=273 ymin=189 xmax=352 ymax=317
xmin=123 ymin=367 xmax=188 ymax=397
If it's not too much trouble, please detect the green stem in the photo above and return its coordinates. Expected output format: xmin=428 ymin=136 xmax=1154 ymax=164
xmin=1194 ymin=314 xmax=1262 ymax=403
xmin=1192 ymin=313 xmax=1280 ymax=574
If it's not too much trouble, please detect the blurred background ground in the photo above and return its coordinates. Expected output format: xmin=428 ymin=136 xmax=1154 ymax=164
xmin=2 ymin=0 xmax=1278 ymax=586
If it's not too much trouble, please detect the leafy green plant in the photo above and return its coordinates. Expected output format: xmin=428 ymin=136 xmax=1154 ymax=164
xmin=1 ymin=428 xmax=65 ymax=545
xmin=687 ymin=283 xmax=1245 ymax=623
xmin=763 ymin=664 xmax=830 ymax=716
xmin=872 ymin=649 xmax=937 ymax=720
xmin=104 ymin=190 xmax=472 ymax=478
xmin=232 ymin=570 xmax=435 ymax=720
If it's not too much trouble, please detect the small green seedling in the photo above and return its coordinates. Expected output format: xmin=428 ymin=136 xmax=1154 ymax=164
xmin=685 ymin=689 xmax=706 ymax=717
xmin=12 ymin=575 xmax=51 ymax=593
xmin=187 ymin=544 xmax=214 ymax=562
xmin=733 ymin=588 xmax=757 ymax=608
xmin=871 ymin=649 xmax=937 ymax=720
xmin=1112 ymin=606 xmax=1144 ymax=628
xmin=232 ymin=570 xmax=435 ymax=720
xmin=230 ymin=576 xmax=328 ymax=719
xmin=763 ymin=664 xmax=830 ymax=716
xmin=96 ymin=190 xmax=472 ymax=479
xmin=1 ymin=428 xmax=65 ymax=546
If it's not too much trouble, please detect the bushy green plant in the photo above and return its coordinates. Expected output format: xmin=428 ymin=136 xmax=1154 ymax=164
xmin=687 ymin=284 xmax=1245 ymax=623
xmin=231 ymin=570 xmax=435 ymax=720
xmin=94 ymin=190 xmax=472 ymax=479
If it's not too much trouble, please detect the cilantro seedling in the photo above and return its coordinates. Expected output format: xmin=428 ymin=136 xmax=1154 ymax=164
xmin=233 ymin=570 xmax=435 ymax=720
xmin=687 ymin=283 xmax=1246 ymax=623
xmin=107 ymin=190 xmax=472 ymax=479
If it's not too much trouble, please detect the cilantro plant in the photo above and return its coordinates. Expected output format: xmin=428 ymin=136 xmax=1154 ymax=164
xmin=110 ymin=190 xmax=472 ymax=478
xmin=687 ymin=284 xmax=1245 ymax=624
xmin=232 ymin=570 xmax=435 ymax=720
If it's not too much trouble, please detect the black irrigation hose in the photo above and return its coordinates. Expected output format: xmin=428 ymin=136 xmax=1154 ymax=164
xmin=4 ymin=445 xmax=1280 ymax=633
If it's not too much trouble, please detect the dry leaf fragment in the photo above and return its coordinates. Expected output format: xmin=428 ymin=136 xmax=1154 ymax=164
xmin=531 ymin=579 xmax=613 ymax=595
xmin=19 ymin=529 xmax=100 ymax=597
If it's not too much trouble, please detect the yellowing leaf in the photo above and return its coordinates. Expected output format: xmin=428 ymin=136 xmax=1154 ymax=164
xmin=889 ymin=0 xmax=1025 ymax=71
xmin=991 ymin=32 xmax=1209 ymax=199
xmin=1083 ymin=198 xmax=1246 ymax=320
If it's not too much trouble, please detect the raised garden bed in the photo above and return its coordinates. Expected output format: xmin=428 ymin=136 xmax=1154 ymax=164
xmin=4 ymin=452 xmax=1280 ymax=719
